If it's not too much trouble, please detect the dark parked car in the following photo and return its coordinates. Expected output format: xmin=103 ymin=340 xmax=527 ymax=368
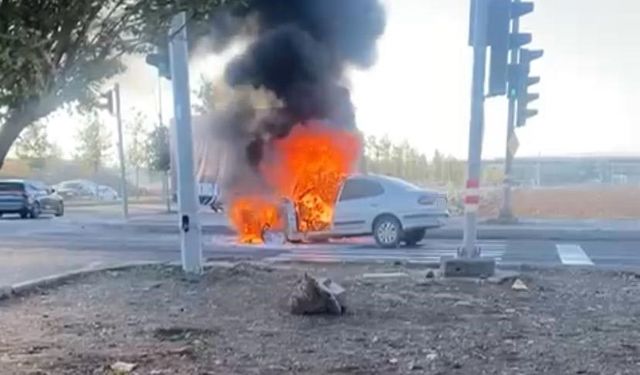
xmin=0 ymin=179 xmax=64 ymax=219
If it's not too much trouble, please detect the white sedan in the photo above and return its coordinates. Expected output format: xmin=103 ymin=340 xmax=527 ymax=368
xmin=283 ymin=174 xmax=449 ymax=248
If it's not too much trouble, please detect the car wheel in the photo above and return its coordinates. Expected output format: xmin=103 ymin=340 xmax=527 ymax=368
xmin=55 ymin=202 xmax=64 ymax=217
xmin=373 ymin=215 xmax=402 ymax=248
xmin=20 ymin=210 xmax=29 ymax=219
xmin=30 ymin=202 xmax=41 ymax=219
xmin=404 ymin=228 xmax=426 ymax=247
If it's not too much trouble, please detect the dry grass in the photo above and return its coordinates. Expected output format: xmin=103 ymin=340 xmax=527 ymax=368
xmin=477 ymin=186 xmax=640 ymax=219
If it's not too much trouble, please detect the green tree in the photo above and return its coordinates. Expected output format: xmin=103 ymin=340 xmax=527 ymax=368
xmin=0 ymin=0 xmax=244 ymax=170
xmin=127 ymin=111 xmax=147 ymax=196
xmin=12 ymin=122 xmax=53 ymax=170
xmin=146 ymin=125 xmax=170 ymax=173
xmin=75 ymin=113 xmax=111 ymax=174
xmin=431 ymin=150 xmax=444 ymax=182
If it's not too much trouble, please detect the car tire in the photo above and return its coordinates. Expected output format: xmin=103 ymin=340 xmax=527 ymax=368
xmin=30 ymin=202 xmax=41 ymax=219
xmin=20 ymin=210 xmax=29 ymax=219
xmin=404 ymin=228 xmax=426 ymax=247
xmin=373 ymin=215 xmax=402 ymax=249
xmin=55 ymin=202 xmax=64 ymax=217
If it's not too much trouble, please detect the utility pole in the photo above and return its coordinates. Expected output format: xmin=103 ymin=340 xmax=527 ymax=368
xmin=157 ymin=70 xmax=172 ymax=213
xmin=168 ymin=11 xmax=202 ymax=276
xmin=114 ymin=83 xmax=129 ymax=219
xmin=498 ymin=0 xmax=521 ymax=222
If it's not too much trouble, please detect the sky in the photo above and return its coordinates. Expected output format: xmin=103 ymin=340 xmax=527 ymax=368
xmin=48 ymin=0 xmax=640 ymax=160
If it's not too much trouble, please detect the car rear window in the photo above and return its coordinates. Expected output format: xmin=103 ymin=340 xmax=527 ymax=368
xmin=0 ymin=182 xmax=24 ymax=192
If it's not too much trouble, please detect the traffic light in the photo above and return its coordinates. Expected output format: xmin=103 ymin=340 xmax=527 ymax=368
xmin=487 ymin=0 xmax=535 ymax=96
xmin=511 ymin=48 xmax=543 ymax=127
xmin=146 ymin=52 xmax=171 ymax=79
xmin=99 ymin=90 xmax=114 ymax=114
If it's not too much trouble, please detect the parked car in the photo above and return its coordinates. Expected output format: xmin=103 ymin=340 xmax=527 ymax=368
xmin=0 ymin=179 xmax=64 ymax=219
xmin=281 ymin=174 xmax=449 ymax=248
xmin=97 ymin=185 xmax=119 ymax=201
xmin=55 ymin=180 xmax=98 ymax=200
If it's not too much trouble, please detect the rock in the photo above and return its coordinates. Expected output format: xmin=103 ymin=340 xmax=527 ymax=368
xmin=426 ymin=352 xmax=438 ymax=361
xmin=110 ymin=361 xmax=136 ymax=373
xmin=425 ymin=270 xmax=435 ymax=279
xmin=289 ymin=274 xmax=346 ymax=315
xmin=512 ymin=279 xmax=529 ymax=291
xmin=408 ymin=361 xmax=424 ymax=371
xmin=388 ymin=358 xmax=398 ymax=364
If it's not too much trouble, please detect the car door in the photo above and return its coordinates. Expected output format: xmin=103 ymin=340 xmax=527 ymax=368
xmin=332 ymin=177 xmax=385 ymax=235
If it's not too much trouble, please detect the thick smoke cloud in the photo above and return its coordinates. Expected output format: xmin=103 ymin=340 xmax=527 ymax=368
xmin=214 ymin=0 xmax=386 ymax=167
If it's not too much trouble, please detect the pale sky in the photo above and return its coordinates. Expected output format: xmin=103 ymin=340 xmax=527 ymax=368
xmin=48 ymin=0 xmax=640 ymax=159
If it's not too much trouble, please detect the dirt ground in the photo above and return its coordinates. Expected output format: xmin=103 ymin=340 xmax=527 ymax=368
xmin=2 ymin=263 xmax=640 ymax=375
xmin=477 ymin=186 xmax=640 ymax=219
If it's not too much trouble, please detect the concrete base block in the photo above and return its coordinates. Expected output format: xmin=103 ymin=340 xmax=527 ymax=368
xmin=441 ymin=257 xmax=496 ymax=278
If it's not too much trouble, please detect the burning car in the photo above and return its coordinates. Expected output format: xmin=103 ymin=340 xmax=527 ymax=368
xmin=280 ymin=174 xmax=449 ymax=248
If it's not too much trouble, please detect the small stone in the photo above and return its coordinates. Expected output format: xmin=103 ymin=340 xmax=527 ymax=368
xmin=505 ymin=308 xmax=516 ymax=313
xmin=425 ymin=270 xmax=435 ymax=279
xmin=408 ymin=361 xmax=424 ymax=370
xmin=426 ymin=352 xmax=438 ymax=361
xmin=110 ymin=361 xmax=136 ymax=373
xmin=512 ymin=279 xmax=528 ymax=291
xmin=371 ymin=336 xmax=379 ymax=343
xmin=389 ymin=358 xmax=398 ymax=364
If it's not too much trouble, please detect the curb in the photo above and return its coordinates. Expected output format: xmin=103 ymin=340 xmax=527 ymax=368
xmin=0 ymin=261 xmax=167 ymax=301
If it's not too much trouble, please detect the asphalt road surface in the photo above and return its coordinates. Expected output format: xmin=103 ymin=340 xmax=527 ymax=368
xmin=2 ymin=209 xmax=640 ymax=286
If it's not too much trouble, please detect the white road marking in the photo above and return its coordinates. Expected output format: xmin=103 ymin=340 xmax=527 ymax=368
xmin=556 ymin=244 xmax=594 ymax=266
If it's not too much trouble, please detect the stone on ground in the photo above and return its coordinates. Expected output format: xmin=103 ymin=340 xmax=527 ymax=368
xmin=289 ymin=273 xmax=346 ymax=315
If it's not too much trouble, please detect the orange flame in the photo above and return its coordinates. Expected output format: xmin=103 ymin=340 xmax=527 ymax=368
xmin=228 ymin=121 xmax=361 ymax=243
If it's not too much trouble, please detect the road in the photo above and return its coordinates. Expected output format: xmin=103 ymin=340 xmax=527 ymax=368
xmin=1 ymin=205 xmax=640 ymax=286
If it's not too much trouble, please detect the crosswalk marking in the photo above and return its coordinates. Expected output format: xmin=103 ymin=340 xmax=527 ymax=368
xmin=556 ymin=244 xmax=594 ymax=266
xmin=267 ymin=243 xmax=505 ymax=264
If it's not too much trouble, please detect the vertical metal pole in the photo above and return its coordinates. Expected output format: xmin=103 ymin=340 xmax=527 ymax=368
xmin=460 ymin=0 xmax=489 ymax=258
xmin=157 ymin=70 xmax=172 ymax=213
xmin=499 ymin=0 xmax=520 ymax=221
xmin=169 ymin=11 xmax=202 ymax=275
xmin=114 ymin=83 xmax=129 ymax=219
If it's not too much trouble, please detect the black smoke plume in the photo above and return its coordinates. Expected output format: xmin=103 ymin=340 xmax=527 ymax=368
xmin=215 ymin=0 xmax=386 ymax=167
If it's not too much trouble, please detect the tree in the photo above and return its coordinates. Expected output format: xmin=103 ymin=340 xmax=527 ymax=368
xmin=127 ymin=111 xmax=147 ymax=196
xmin=75 ymin=113 xmax=112 ymax=174
xmin=0 ymin=0 xmax=244 ymax=170
xmin=146 ymin=125 xmax=170 ymax=173
xmin=12 ymin=122 xmax=53 ymax=170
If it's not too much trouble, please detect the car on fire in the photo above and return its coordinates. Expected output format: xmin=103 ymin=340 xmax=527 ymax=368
xmin=281 ymin=174 xmax=449 ymax=248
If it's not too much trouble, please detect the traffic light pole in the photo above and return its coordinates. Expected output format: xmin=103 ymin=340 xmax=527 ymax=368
xmin=499 ymin=0 xmax=520 ymax=222
xmin=461 ymin=0 xmax=488 ymax=258
xmin=168 ymin=11 xmax=202 ymax=276
xmin=114 ymin=83 xmax=129 ymax=219
xmin=443 ymin=0 xmax=495 ymax=277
